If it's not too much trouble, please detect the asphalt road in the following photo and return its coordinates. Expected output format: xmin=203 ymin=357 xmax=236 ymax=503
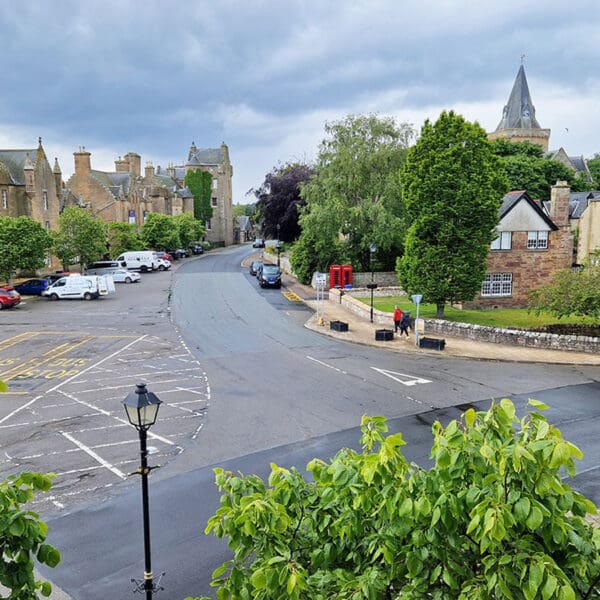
xmin=1 ymin=245 xmax=598 ymax=599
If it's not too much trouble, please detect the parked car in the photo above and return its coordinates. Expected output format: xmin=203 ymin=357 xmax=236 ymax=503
xmin=249 ymin=260 xmax=263 ymax=276
xmin=165 ymin=249 xmax=181 ymax=260
xmin=190 ymin=244 xmax=204 ymax=255
xmin=114 ymin=251 xmax=158 ymax=272
xmin=13 ymin=278 xmax=50 ymax=296
xmin=155 ymin=257 xmax=171 ymax=271
xmin=109 ymin=269 xmax=141 ymax=284
xmin=47 ymin=272 xmax=74 ymax=283
xmin=0 ymin=286 xmax=21 ymax=309
xmin=153 ymin=251 xmax=173 ymax=262
xmin=253 ymin=238 xmax=265 ymax=248
xmin=176 ymin=248 xmax=190 ymax=258
xmin=258 ymin=265 xmax=282 ymax=288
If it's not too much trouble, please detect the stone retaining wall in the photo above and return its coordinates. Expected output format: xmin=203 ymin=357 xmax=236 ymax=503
xmin=329 ymin=288 xmax=600 ymax=354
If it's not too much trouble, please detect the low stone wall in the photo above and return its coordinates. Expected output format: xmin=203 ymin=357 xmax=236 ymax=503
xmin=424 ymin=320 xmax=600 ymax=354
xmin=329 ymin=288 xmax=600 ymax=354
xmin=310 ymin=271 xmax=399 ymax=288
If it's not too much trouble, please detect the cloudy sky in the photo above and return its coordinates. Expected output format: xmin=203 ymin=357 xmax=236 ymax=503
xmin=2 ymin=0 xmax=600 ymax=202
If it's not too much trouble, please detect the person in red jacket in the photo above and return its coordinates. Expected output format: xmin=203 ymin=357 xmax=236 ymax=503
xmin=393 ymin=305 xmax=402 ymax=332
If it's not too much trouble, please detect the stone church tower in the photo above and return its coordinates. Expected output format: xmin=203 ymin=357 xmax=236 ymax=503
xmin=488 ymin=64 xmax=551 ymax=151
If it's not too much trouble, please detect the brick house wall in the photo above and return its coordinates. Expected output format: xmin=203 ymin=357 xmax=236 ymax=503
xmin=473 ymin=182 xmax=573 ymax=308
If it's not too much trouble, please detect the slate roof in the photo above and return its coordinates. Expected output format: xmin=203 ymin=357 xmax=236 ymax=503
xmin=186 ymin=147 xmax=224 ymax=166
xmin=568 ymin=191 xmax=600 ymax=219
xmin=0 ymin=149 xmax=37 ymax=185
xmin=495 ymin=65 xmax=542 ymax=131
xmin=176 ymin=187 xmax=193 ymax=198
xmin=499 ymin=190 xmax=557 ymax=230
xmin=90 ymin=170 xmax=132 ymax=196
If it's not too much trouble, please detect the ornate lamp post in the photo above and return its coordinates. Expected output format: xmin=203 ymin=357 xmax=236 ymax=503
xmin=123 ymin=383 xmax=162 ymax=599
xmin=367 ymin=243 xmax=377 ymax=323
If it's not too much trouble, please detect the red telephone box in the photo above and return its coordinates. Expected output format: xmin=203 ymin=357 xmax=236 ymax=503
xmin=341 ymin=264 xmax=353 ymax=288
xmin=329 ymin=264 xmax=342 ymax=288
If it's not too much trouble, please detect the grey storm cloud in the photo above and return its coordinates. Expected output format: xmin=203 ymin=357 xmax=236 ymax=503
xmin=2 ymin=0 xmax=600 ymax=199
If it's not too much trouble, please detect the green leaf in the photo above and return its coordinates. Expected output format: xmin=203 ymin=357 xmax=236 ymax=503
xmin=528 ymin=399 xmax=549 ymax=410
xmin=525 ymin=506 xmax=543 ymax=530
xmin=558 ymin=584 xmax=575 ymax=600
xmin=513 ymin=497 xmax=531 ymax=523
xmin=0 ymin=380 xmax=7 ymax=393
xmin=287 ymin=572 xmax=297 ymax=595
xmin=251 ymin=569 xmax=267 ymax=590
xmin=541 ymin=574 xmax=557 ymax=600
xmin=464 ymin=408 xmax=476 ymax=428
xmin=40 ymin=581 xmax=52 ymax=597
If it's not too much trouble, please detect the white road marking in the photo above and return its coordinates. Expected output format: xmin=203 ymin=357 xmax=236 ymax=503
xmin=371 ymin=367 xmax=432 ymax=387
xmin=306 ymin=355 xmax=347 ymax=374
xmin=0 ymin=335 xmax=148 ymax=426
xmin=61 ymin=431 xmax=127 ymax=480
xmin=56 ymin=389 xmax=177 ymax=447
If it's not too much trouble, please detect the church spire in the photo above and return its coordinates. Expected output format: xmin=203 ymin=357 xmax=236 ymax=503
xmin=495 ymin=64 xmax=541 ymax=131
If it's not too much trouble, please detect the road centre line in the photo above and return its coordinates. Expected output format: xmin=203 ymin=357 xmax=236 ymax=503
xmin=61 ymin=432 xmax=127 ymax=480
xmin=56 ymin=389 xmax=177 ymax=447
xmin=306 ymin=355 xmax=347 ymax=374
xmin=0 ymin=335 xmax=148 ymax=426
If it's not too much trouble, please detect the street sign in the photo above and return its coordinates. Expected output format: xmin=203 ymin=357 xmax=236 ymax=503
xmin=315 ymin=272 xmax=326 ymax=286
xmin=411 ymin=294 xmax=423 ymax=305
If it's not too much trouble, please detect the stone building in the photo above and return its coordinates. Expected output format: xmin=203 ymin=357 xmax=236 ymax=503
xmin=0 ymin=138 xmax=63 ymax=269
xmin=568 ymin=191 xmax=600 ymax=264
xmin=475 ymin=182 xmax=573 ymax=308
xmin=169 ymin=142 xmax=234 ymax=246
xmin=65 ymin=149 xmax=194 ymax=229
xmin=488 ymin=64 xmax=551 ymax=151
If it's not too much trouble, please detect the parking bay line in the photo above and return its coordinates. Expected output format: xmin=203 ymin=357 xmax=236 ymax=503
xmin=61 ymin=431 xmax=127 ymax=480
xmin=306 ymin=355 xmax=347 ymax=375
xmin=0 ymin=334 xmax=148 ymax=426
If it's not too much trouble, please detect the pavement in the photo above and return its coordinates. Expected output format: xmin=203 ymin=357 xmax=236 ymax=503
xmin=273 ymin=262 xmax=600 ymax=366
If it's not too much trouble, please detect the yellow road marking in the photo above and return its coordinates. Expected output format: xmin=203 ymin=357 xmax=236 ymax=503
xmin=0 ymin=337 xmax=94 ymax=382
xmin=0 ymin=332 xmax=40 ymax=350
xmin=282 ymin=290 xmax=302 ymax=302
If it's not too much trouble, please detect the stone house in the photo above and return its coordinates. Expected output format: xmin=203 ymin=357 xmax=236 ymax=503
xmin=0 ymin=138 xmax=63 ymax=270
xmin=475 ymin=181 xmax=573 ymax=308
xmin=168 ymin=142 xmax=234 ymax=246
xmin=66 ymin=149 xmax=194 ymax=230
xmin=568 ymin=191 xmax=600 ymax=264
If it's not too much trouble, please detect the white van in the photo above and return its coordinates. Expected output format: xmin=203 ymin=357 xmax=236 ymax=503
xmin=115 ymin=251 xmax=158 ymax=272
xmin=42 ymin=275 xmax=114 ymax=300
xmin=85 ymin=260 xmax=126 ymax=275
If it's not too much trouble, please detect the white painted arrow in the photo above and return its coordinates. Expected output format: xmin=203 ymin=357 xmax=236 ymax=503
xmin=371 ymin=367 xmax=432 ymax=386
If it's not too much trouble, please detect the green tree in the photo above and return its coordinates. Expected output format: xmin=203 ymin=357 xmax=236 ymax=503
xmin=398 ymin=111 xmax=507 ymax=318
xmin=51 ymin=207 xmax=107 ymax=272
xmin=0 ymin=469 xmax=61 ymax=598
xmin=106 ymin=222 xmax=144 ymax=257
xmin=294 ymin=114 xmax=415 ymax=280
xmin=491 ymin=139 xmax=586 ymax=199
xmin=185 ymin=170 xmax=213 ymax=224
xmin=232 ymin=203 xmax=255 ymax=218
xmin=587 ymin=155 xmax=600 ymax=188
xmin=174 ymin=212 xmax=205 ymax=248
xmin=529 ymin=263 xmax=600 ymax=320
xmin=189 ymin=400 xmax=599 ymax=600
xmin=140 ymin=213 xmax=180 ymax=250
xmin=0 ymin=217 xmax=52 ymax=284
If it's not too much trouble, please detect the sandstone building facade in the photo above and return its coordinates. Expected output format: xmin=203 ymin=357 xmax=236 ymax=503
xmin=0 ymin=138 xmax=64 ymax=269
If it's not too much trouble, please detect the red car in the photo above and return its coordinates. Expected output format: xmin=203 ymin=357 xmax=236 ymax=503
xmin=0 ymin=286 xmax=21 ymax=309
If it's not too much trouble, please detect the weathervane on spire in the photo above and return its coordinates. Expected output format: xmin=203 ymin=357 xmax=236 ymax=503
xmin=520 ymin=53 xmax=526 ymax=65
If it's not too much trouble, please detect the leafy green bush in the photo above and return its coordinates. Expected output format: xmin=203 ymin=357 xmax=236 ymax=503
xmin=0 ymin=472 xmax=61 ymax=598
xmin=188 ymin=400 xmax=599 ymax=599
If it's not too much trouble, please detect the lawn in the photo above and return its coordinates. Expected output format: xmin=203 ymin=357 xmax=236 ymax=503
xmin=364 ymin=297 xmax=595 ymax=329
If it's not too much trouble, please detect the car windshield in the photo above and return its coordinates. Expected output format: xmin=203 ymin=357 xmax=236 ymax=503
xmin=262 ymin=266 xmax=280 ymax=275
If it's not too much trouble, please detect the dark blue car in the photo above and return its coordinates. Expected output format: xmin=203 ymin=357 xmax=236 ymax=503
xmin=14 ymin=278 xmax=50 ymax=296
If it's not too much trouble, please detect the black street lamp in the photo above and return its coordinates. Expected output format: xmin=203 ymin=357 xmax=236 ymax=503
xmin=276 ymin=223 xmax=281 ymax=267
xmin=123 ymin=383 xmax=163 ymax=599
xmin=367 ymin=243 xmax=378 ymax=323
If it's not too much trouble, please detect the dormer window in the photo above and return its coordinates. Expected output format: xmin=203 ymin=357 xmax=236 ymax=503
xmin=491 ymin=231 xmax=512 ymax=250
xmin=1 ymin=190 xmax=6 ymax=209
xmin=43 ymin=191 xmax=48 ymax=210
xmin=527 ymin=231 xmax=548 ymax=250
